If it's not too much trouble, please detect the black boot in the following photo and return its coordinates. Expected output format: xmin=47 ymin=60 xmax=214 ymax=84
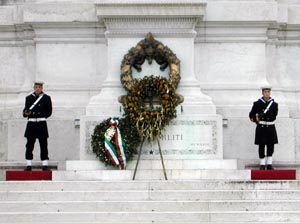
xmin=259 ymin=165 xmax=265 ymax=170
xmin=267 ymin=165 xmax=274 ymax=170
xmin=42 ymin=166 xmax=50 ymax=171
xmin=24 ymin=166 xmax=32 ymax=171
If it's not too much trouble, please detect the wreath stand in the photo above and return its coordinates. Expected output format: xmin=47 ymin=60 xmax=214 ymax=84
xmin=132 ymin=95 xmax=168 ymax=180
xmin=132 ymin=137 xmax=167 ymax=180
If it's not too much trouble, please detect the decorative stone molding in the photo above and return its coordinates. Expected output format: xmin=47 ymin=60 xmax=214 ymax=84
xmin=30 ymin=22 xmax=106 ymax=44
xmin=195 ymin=22 xmax=271 ymax=43
xmin=95 ymin=0 xmax=206 ymax=19
xmin=95 ymin=0 xmax=206 ymax=36
xmin=0 ymin=24 xmax=35 ymax=47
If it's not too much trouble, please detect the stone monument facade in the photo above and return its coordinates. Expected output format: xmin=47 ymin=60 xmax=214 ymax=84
xmin=0 ymin=0 xmax=299 ymax=168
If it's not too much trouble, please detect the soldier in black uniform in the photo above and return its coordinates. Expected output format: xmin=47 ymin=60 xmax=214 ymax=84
xmin=249 ymin=86 xmax=278 ymax=170
xmin=23 ymin=81 xmax=52 ymax=171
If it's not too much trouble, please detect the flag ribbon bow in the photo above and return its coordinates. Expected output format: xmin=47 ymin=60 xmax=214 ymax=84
xmin=104 ymin=118 xmax=127 ymax=169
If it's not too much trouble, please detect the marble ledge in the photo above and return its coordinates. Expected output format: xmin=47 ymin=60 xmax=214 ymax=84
xmin=95 ymin=0 xmax=207 ymax=4
xmin=195 ymin=37 xmax=268 ymax=43
xmin=95 ymin=2 xmax=206 ymax=19
xmin=104 ymin=31 xmax=198 ymax=39
xmin=33 ymin=38 xmax=106 ymax=44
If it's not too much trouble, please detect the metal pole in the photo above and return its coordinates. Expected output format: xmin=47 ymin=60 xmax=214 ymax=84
xmin=157 ymin=139 xmax=168 ymax=180
xmin=132 ymin=137 xmax=145 ymax=180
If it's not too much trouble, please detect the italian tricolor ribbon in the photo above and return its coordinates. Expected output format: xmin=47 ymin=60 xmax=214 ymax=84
xmin=104 ymin=118 xmax=127 ymax=170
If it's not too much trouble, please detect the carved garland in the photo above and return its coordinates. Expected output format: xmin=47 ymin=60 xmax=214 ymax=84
xmin=120 ymin=33 xmax=181 ymax=91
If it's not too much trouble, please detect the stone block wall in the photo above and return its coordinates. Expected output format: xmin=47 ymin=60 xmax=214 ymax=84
xmin=0 ymin=0 xmax=299 ymax=165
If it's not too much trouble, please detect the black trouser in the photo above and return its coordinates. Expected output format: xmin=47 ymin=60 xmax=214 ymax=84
xmin=25 ymin=137 xmax=49 ymax=160
xmin=258 ymin=144 xmax=274 ymax=159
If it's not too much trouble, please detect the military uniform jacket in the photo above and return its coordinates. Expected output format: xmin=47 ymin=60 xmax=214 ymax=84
xmin=23 ymin=92 xmax=52 ymax=138
xmin=249 ymin=97 xmax=278 ymax=145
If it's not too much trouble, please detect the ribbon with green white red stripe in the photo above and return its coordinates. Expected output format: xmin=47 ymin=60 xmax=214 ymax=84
xmin=104 ymin=118 xmax=127 ymax=170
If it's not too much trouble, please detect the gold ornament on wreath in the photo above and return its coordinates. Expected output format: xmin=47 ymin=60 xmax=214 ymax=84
xmin=120 ymin=33 xmax=183 ymax=140
xmin=123 ymin=75 xmax=181 ymax=140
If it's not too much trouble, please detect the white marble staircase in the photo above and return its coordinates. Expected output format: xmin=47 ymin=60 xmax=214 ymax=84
xmin=1 ymin=180 xmax=300 ymax=222
xmin=53 ymin=159 xmax=251 ymax=181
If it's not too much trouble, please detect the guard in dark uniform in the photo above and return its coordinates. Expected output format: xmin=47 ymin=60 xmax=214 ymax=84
xmin=249 ymin=86 xmax=278 ymax=170
xmin=23 ymin=81 xmax=52 ymax=171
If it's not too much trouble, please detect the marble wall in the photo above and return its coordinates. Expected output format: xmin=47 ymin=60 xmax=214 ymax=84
xmin=0 ymin=0 xmax=300 ymax=166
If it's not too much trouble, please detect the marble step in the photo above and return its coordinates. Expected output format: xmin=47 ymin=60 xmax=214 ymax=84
xmin=52 ymin=169 xmax=250 ymax=181
xmin=1 ymin=180 xmax=300 ymax=191
xmin=0 ymin=161 xmax=58 ymax=170
xmin=1 ymin=211 xmax=300 ymax=222
xmin=2 ymin=190 xmax=300 ymax=201
xmin=0 ymin=200 xmax=300 ymax=212
xmin=59 ymin=159 xmax=238 ymax=171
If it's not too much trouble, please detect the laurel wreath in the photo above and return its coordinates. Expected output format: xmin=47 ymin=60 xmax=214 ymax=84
xmin=91 ymin=117 xmax=140 ymax=166
xmin=119 ymin=33 xmax=182 ymax=140
xmin=121 ymin=33 xmax=181 ymax=92
xmin=122 ymin=75 xmax=180 ymax=140
xmin=91 ymin=33 xmax=182 ymax=166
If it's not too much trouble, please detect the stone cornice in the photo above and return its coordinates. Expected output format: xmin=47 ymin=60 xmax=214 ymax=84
xmin=95 ymin=1 xmax=206 ymax=37
xmin=195 ymin=21 xmax=272 ymax=43
xmin=95 ymin=1 xmax=206 ymax=19
xmin=103 ymin=17 xmax=198 ymax=37
xmin=0 ymin=22 xmax=107 ymax=45
xmin=195 ymin=21 xmax=300 ymax=43
xmin=30 ymin=22 xmax=106 ymax=44
xmin=0 ymin=24 xmax=35 ymax=46
xmin=95 ymin=0 xmax=206 ymax=5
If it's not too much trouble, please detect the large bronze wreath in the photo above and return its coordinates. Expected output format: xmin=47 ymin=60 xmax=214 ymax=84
xmin=120 ymin=33 xmax=183 ymax=140
xmin=120 ymin=33 xmax=181 ymax=92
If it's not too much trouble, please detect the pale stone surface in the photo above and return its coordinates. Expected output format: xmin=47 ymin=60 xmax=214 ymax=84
xmin=52 ymin=169 xmax=250 ymax=181
xmin=23 ymin=2 xmax=97 ymax=22
xmin=205 ymin=1 xmax=277 ymax=22
xmin=60 ymin=159 xmax=237 ymax=171
xmin=195 ymin=43 xmax=267 ymax=87
xmin=0 ymin=47 xmax=27 ymax=90
xmin=0 ymin=121 xmax=7 ymax=160
xmin=0 ymin=0 xmax=300 ymax=169
xmin=3 ymin=180 xmax=300 ymax=191
xmin=81 ymin=114 xmax=222 ymax=161
xmin=7 ymin=119 xmax=80 ymax=161
xmin=0 ymin=6 xmax=14 ymax=25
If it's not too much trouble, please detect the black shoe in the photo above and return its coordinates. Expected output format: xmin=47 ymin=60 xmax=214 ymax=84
xmin=42 ymin=166 xmax=50 ymax=171
xmin=24 ymin=166 xmax=32 ymax=171
xmin=267 ymin=165 xmax=274 ymax=170
xmin=259 ymin=165 xmax=265 ymax=170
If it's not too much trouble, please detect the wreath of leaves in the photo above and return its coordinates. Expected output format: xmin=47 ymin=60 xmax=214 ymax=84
xmin=122 ymin=75 xmax=180 ymax=140
xmin=120 ymin=32 xmax=181 ymax=92
xmin=91 ymin=33 xmax=182 ymax=166
xmin=91 ymin=117 xmax=140 ymax=166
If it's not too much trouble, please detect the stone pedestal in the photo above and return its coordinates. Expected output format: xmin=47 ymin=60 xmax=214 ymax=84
xmin=81 ymin=0 xmax=223 ymax=162
xmin=2 ymin=0 xmax=299 ymax=168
